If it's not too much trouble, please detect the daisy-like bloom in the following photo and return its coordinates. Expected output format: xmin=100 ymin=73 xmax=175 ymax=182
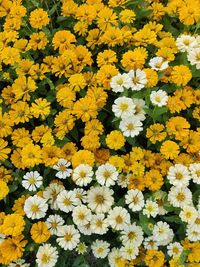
xmin=132 ymin=98 xmax=146 ymax=121
xmin=110 ymin=73 xmax=132 ymax=92
xmin=167 ymin=164 xmax=191 ymax=187
xmin=186 ymin=225 xmax=200 ymax=242
xmin=119 ymin=117 xmax=143 ymax=138
xmin=187 ymin=48 xmax=200 ymax=69
xmin=150 ymin=90 xmax=168 ymax=107
xmin=90 ymin=213 xmax=109 ymax=235
xmin=56 ymin=225 xmax=80 ymax=250
xmin=78 ymin=222 xmax=92 ymax=236
xmin=87 ymin=186 xmax=114 ymax=213
xmin=167 ymin=242 xmax=183 ymax=258
xmin=112 ymin=96 xmax=136 ymax=119
xmin=72 ymin=205 xmax=92 ymax=226
xmin=72 ymin=164 xmax=93 ymax=186
xmin=149 ymin=57 xmax=169 ymax=71
xmin=128 ymin=69 xmax=147 ymax=91
xmin=180 ymin=206 xmax=198 ymax=223
xmin=168 ymin=186 xmax=192 ymax=208
xmin=8 ymin=259 xmax=30 ymax=267
xmin=95 ymin=163 xmax=118 ymax=187
xmin=107 ymin=206 xmax=130 ymax=231
xmin=189 ymin=163 xmax=200 ymax=184
xmin=120 ymin=241 xmax=139 ymax=260
xmin=120 ymin=223 xmax=143 ymax=247
xmin=52 ymin=158 xmax=72 ymax=179
xmin=143 ymin=200 xmax=159 ymax=218
xmin=43 ymin=182 xmax=65 ymax=210
xmin=73 ymin=188 xmax=87 ymax=204
xmin=56 ymin=190 xmax=79 ymax=213
xmin=22 ymin=171 xmax=43 ymax=191
xmin=152 ymin=221 xmax=174 ymax=246
xmin=144 ymin=236 xmax=159 ymax=250
xmin=108 ymin=248 xmax=123 ymax=267
xmin=24 ymin=195 xmax=48 ymax=220
xmin=117 ymin=174 xmax=129 ymax=188
xmin=91 ymin=239 xmax=110 ymax=259
xmin=46 ymin=214 xmax=65 ymax=235
xmin=176 ymin=34 xmax=197 ymax=52
xmin=125 ymin=189 xmax=144 ymax=212
xmin=36 ymin=243 xmax=58 ymax=267
xmin=75 ymin=242 xmax=88 ymax=255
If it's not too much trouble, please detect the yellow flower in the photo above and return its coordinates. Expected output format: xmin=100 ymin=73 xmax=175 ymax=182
xmin=144 ymin=68 xmax=158 ymax=88
xmin=62 ymin=142 xmax=77 ymax=161
xmin=133 ymin=28 xmax=157 ymax=47
xmin=29 ymin=8 xmax=50 ymax=29
xmin=81 ymin=133 xmax=100 ymax=151
xmin=54 ymin=110 xmax=75 ymax=139
xmin=166 ymin=116 xmax=190 ymax=140
xmin=12 ymin=195 xmax=29 ymax=216
xmin=145 ymin=169 xmax=164 ymax=191
xmin=76 ymin=4 xmax=97 ymax=25
xmin=179 ymin=0 xmax=200 ymax=25
xmin=146 ymin=123 xmax=166 ymax=144
xmin=27 ymin=31 xmax=48 ymax=51
xmin=52 ymin=30 xmax=76 ymax=52
xmin=68 ymin=73 xmax=86 ymax=91
xmin=73 ymin=97 xmax=98 ymax=122
xmin=11 ymin=128 xmax=32 ymax=148
xmin=84 ymin=119 xmax=104 ymax=136
xmin=121 ymin=48 xmax=148 ymax=71
xmin=31 ymin=98 xmax=51 ymax=119
xmin=0 ymin=139 xmax=11 ymax=161
xmin=97 ymin=49 xmax=117 ymax=67
xmin=119 ymin=9 xmax=136 ymax=24
xmin=0 ymin=180 xmax=9 ymax=200
xmin=30 ymin=221 xmax=50 ymax=244
xmin=108 ymin=155 xmax=125 ymax=172
xmin=97 ymin=7 xmax=117 ymax=31
xmin=1 ymin=214 xmax=25 ymax=236
xmin=145 ymin=250 xmax=165 ymax=267
xmin=21 ymin=143 xmax=42 ymax=168
xmin=41 ymin=146 xmax=62 ymax=167
xmin=56 ymin=85 xmax=75 ymax=108
xmin=72 ymin=149 xmax=95 ymax=168
xmin=0 ymin=166 xmax=12 ymax=183
xmin=160 ymin=140 xmax=180 ymax=159
xmin=0 ymin=112 xmax=13 ymax=138
xmin=106 ymin=130 xmax=125 ymax=150
xmin=9 ymin=101 xmax=32 ymax=125
xmin=12 ymin=76 xmax=37 ymax=101
xmin=170 ymin=65 xmax=192 ymax=86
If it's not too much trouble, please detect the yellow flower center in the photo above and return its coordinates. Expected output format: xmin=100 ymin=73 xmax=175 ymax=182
xmin=41 ymin=253 xmax=50 ymax=264
xmin=31 ymin=204 xmax=39 ymax=213
xmin=64 ymin=233 xmax=72 ymax=241
xmin=95 ymin=194 xmax=105 ymax=204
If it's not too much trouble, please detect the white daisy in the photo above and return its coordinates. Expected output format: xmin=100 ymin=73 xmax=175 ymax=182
xmin=112 ymin=96 xmax=136 ymax=119
xmin=120 ymin=241 xmax=139 ymax=260
xmin=78 ymin=222 xmax=92 ymax=236
xmin=176 ymin=34 xmax=197 ymax=52
xmin=143 ymin=200 xmax=159 ymax=218
xmin=95 ymin=163 xmax=118 ymax=187
xmin=90 ymin=213 xmax=109 ymax=235
xmin=53 ymin=158 xmax=72 ymax=179
xmin=149 ymin=57 xmax=169 ymax=71
xmin=72 ymin=164 xmax=93 ymax=186
xmin=73 ymin=188 xmax=87 ymax=204
xmin=107 ymin=206 xmax=130 ymax=231
xmin=75 ymin=242 xmax=88 ymax=255
xmin=117 ymin=174 xmax=129 ymax=188
xmin=72 ymin=205 xmax=92 ymax=226
xmin=167 ymin=242 xmax=183 ymax=258
xmin=187 ymin=48 xmax=200 ymax=69
xmin=24 ymin=195 xmax=48 ymax=220
xmin=108 ymin=248 xmax=123 ymax=267
xmin=43 ymin=182 xmax=65 ymax=210
xmin=56 ymin=225 xmax=80 ymax=250
xmin=128 ymin=69 xmax=147 ymax=91
xmin=179 ymin=206 xmax=198 ymax=223
xmin=186 ymin=225 xmax=200 ymax=242
xmin=46 ymin=214 xmax=65 ymax=235
xmin=144 ymin=236 xmax=159 ymax=250
xmin=87 ymin=186 xmax=114 ymax=213
xmin=36 ymin=244 xmax=58 ymax=267
xmin=125 ymin=189 xmax=144 ymax=212
xmin=119 ymin=117 xmax=143 ymax=138
xmin=91 ymin=239 xmax=110 ymax=259
xmin=189 ymin=213 xmax=200 ymax=231
xmin=120 ymin=223 xmax=143 ymax=246
xmin=168 ymin=186 xmax=192 ymax=208
xmin=152 ymin=221 xmax=174 ymax=246
xmin=167 ymin=164 xmax=191 ymax=187
xmin=154 ymin=190 xmax=168 ymax=216
xmin=22 ymin=171 xmax=43 ymax=191
xmin=132 ymin=98 xmax=146 ymax=121
xmin=189 ymin=163 xmax=200 ymax=184
xmin=8 ymin=260 xmax=30 ymax=267
xmin=110 ymin=73 xmax=132 ymax=92
xmin=56 ymin=190 xmax=79 ymax=213
xmin=150 ymin=90 xmax=168 ymax=107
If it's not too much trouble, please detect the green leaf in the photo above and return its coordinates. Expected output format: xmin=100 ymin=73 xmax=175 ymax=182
xmin=138 ymin=212 xmax=154 ymax=235
xmin=179 ymin=249 xmax=190 ymax=265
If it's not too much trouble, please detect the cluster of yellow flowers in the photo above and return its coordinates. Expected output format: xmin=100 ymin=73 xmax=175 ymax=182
xmin=0 ymin=0 xmax=200 ymax=266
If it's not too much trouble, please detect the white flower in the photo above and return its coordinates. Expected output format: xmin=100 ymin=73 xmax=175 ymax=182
xmin=8 ymin=260 xmax=30 ymax=267
xmin=150 ymin=90 xmax=168 ymax=107
xmin=167 ymin=164 xmax=191 ymax=187
xmin=180 ymin=206 xmax=198 ymax=223
xmin=87 ymin=186 xmax=114 ymax=213
xmin=56 ymin=225 xmax=80 ymax=250
xmin=53 ymin=158 xmax=72 ymax=179
xmin=167 ymin=242 xmax=183 ymax=258
xmin=24 ymin=195 xmax=48 ymax=220
xmin=144 ymin=236 xmax=159 ymax=250
xmin=107 ymin=206 xmax=130 ymax=231
xmin=91 ymin=240 xmax=110 ymax=259
xmin=73 ymin=188 xmax=87 ymax=204
xmin=108 ymin=248 xmax=123 ymax=267
xmin=120 ymin=241 xmax=139 ymax=260
xmin=189 ymin=163 xmax=200 ymax=184
xmin=91 ymin=213 xmax=109 ymax=235
xmin=78 ymin=222 xmax=92 ymax=236
xmin=176 ymin=34 xmax=197 ymax=52
xmin=152 ymin=221 xmax=174 ymax=246
xmin=36 ymin=244 xmax=58 ymax=267
xmin=75 ymin=242 xmax=88 ymax=255
xmin=72 ymin=164 xmax=93 ymax=186
xmin=143 ymin=200 xmax=159 ymax=218
xmin=187 ymin=48 xmax=200 ymax=69
xmin=125 ymin=189 xmax=144 ymax=212
xmin=149 ymin=57 xmax=169 ymax=71
xmin=154 ymin=190 xmax=168 ymax=216
xmin=168 ymin=186 xmax=192 ymax=208
xmin=46 ymin=214 xmax=65 ymax=235
xmin=119 ymin=117 xmax=143 ymax=138
xmin=128 ymin=69 xmax=147 ymax=91
xmin=43 ymin=182 xmax=65 ymax=210
xmin=95 ymin=163 xmax=118 ymax=187
xmin=189 ymin=213 xmax=200 ymax=231
xmin=186 ymin=225 xmax=200 ymax=242
xmin=117 ymin=174 xmax=129 ymax=188
xmin=112 ymin=97 xmax=136 ymax=119
xmin=110 ymin=73 xmax=132 ymax=92
xmin=132 ymin=98 xmax=146 ymax=121
xmin=22 ymin=171 xmax=43 ymax=191
xmin=72 ymin=205 xmax=92 ymax=226
xmin=120 ymin=223 xmax=143 ymax=246
xmin=56 ymin=190 xmax=79 ymax=213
